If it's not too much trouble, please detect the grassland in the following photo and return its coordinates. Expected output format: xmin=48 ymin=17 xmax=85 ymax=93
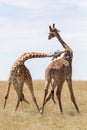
xmin=0 ymin=80 xmax=87 ymax=130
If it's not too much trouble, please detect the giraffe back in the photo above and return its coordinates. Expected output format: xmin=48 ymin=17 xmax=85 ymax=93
xmin=45 ymin=57 xmax=72 ymax=82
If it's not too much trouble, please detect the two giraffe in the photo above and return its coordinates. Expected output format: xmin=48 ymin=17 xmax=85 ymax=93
xmin=4 ymin=24 xmax=80 ymax=114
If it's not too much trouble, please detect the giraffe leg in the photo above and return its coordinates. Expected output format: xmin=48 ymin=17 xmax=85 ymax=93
xmin=66 ymin=78 xmax=80 ymax=113
xmin=50 ymin=80 xmax=57 ymax=104
xmin=40 ymin=80 xmax=50 ymax=114
xmin=50 ymin=90 xmax=56 ymax=104
xmin=26 ymin=78 xmax=39 ymax=111
xmin=43 ymin=91 xmax=56 ymax=106
xmin=44 ymin=80 xmax=57 ymax=105
xmin=15 ymin=98 xmax=21 ymax=111
xmin=56 ymin=83 xmax=63 ymax=114
xmin=4 ymin=81 xmax=11 ymax=109
xmin=15 ymin=93 xmax=30 ymax=111
xmin=22 ymin=93 xmax=30 ymax=105
xmin=13 ymin=82 xmax=24 ymax=111
xmin=44 ymin=93 xmax=51 ymax=105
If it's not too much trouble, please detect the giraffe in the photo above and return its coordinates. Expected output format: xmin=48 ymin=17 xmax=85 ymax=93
xmin=40 ymin=24 xmax=80 ymax=114
xmin=4 ymin=51 xmax=65 ymax=111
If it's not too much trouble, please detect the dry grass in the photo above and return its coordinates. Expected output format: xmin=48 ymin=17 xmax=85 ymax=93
xmin=0 ymin=80 xmax=87 ymax=130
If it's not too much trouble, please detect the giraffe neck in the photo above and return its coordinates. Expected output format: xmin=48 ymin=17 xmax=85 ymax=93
xmin=55 ymin=32 xmax=71 ymax=51
xmin=14 ymin=52 xmax=52 ymax=66
xmin=55 ymin=32 xmax=73 ymax=63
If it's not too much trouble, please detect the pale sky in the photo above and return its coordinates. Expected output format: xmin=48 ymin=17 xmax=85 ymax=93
xmin=0 ymin=0 xmax=87 ymax=80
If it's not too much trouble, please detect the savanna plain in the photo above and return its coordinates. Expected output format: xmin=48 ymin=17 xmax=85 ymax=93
xmin=0 ymin=80 xmax=87 ymax=130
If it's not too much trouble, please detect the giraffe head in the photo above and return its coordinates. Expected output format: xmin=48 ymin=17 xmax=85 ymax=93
xmin=48 ymin=24 xmax=60 ymax=40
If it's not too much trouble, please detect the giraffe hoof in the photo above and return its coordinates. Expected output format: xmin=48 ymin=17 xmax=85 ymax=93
xmin=77 ymin=110 xmax=80 ymax=114
xmin=39 ymin=108 xmax=44 ymax=115
xmin=60 ymin=111 xmax=63 ymax=114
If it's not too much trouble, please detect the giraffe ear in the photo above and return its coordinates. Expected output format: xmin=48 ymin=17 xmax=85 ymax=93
xmin=53 ymin=23 xmax=55 ymax=28
xmin=49 ymin=26 xmax=52 ymax=31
